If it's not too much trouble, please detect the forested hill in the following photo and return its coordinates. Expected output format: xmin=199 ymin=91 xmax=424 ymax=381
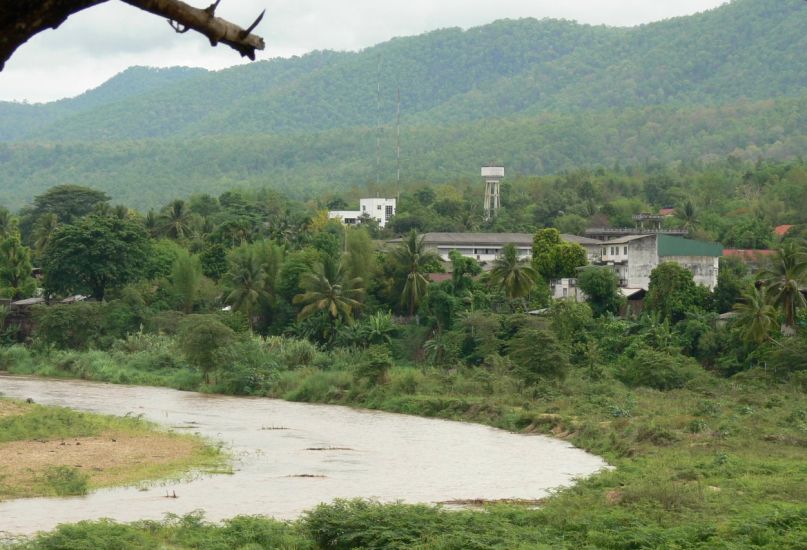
xmin=0 ymin=0 xmax=806 ymax=209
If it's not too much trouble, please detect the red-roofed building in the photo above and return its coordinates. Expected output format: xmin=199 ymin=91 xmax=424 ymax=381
xmin=775 ymin=225 xmax=794 ymax=238
xmin=723 ymin=249 xmax=774 ymax=268
xmin=659 ymin=207 xmax=676 ymax=217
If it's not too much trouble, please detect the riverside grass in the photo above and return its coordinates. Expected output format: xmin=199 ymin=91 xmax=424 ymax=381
xmin=1 ymin=347 xmax=806 ymax=548
xmin=0 ymin=397 xmax=227 ymax=501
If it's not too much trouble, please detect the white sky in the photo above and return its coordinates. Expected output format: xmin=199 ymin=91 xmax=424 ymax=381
xmin=0 ymin=0 xmax=728 ymax=103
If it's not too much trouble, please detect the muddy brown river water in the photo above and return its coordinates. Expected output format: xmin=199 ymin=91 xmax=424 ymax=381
xmin=0 ymin=375 xmax=608 ymax=536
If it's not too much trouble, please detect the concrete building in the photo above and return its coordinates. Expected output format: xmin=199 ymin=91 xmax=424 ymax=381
xmin=329 ymin=198 xmax=397 ymax=228
xmin=595 ymin=234 xmax=722 ymax=290
xmin=395 ymin=233 xmax=602 ymax=265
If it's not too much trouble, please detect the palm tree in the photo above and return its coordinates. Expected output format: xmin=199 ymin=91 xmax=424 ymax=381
xmin=223 ymin=247 xmax=269 ymax=331
xmin=32 ymin=213 xmax=59 ymax=258
xmin=293 ymin=258 xmax=363 ymax=325
xmin=391 ymin=231 xmax=440 ymax=316
xmin=677 ymin=200 xmax=699 ymax=233
xmin=489 ymin=243 xmax=538 ymax=306
xmin=362 ymin=311 xmax=396 ymax=345
xmin=732 ymin=286 xmax=779 ymax=345
xmin=158 ymin=200 xmax=193 ymax=240
xmin=758 ymin=241 xmax=807 ymax=335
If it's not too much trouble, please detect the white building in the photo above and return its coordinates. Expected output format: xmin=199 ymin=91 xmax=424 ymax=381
xmin=329 ymin=198 xmax=397 ymax=228
xmin=388 ymin=233 xmax=602 ymax=265
xmin=596 ymin=234 xmax=722 ymax=291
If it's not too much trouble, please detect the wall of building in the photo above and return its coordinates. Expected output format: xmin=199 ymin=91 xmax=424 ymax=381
xmin=626 ymin=236 xmax=659 ymax=290
xmin=661 ymin=255 xmax=720 ymax=290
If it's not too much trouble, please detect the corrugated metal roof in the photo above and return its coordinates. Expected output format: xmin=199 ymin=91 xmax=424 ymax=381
xmin=388 ymin=232 xmax=601 ymax=247
xmin=603 ymin=235 xmax=655 ymax=245
xmin=658 ymin=235 xmax=723 ymax=257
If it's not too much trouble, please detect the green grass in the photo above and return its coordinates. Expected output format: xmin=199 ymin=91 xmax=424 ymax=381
xmin=1 ymin=347 xmax=806 ymax=548
xmin=0 ymin=398 xmax=228 ymax=501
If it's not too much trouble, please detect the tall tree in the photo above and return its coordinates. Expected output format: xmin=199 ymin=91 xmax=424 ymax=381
xmin=30 ymin=185 xmax=109 ymax=225
xmin=31 ymin=213 xmax=59 ymax=259
xmin=0 ymin=232 xmax=36 ymax=299
xmin=732 ymin=286 xmax=778 ymax=346
xmin=169 ymin=248 xmax=203 ymax=313
xmin=157 ymin=199 xmax=194 ymax=240
xmin=390 ymin=231 xmax=441 ymax=316
xmin=222 ymin=242 xmax=280 ymax=331
xmin=294 ymin=258 xmax=363 ymax=325
xmin=577 ymin=266 xmax=624 ymax=317
xmin=41 ymin=215 xmax=150 ymax=300
xmin=489 ymin=243 xmax=538 ymax=305
xmin=646 ymin=262 xmax=708 ymax=323
xmin=758 ymin=241 xmax=807 ymax=335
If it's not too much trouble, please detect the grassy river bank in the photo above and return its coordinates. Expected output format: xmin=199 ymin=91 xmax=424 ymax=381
xmin=0 ymin=343 xmax=805 ymax=549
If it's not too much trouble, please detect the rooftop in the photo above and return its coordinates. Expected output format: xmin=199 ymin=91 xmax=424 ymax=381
xmin=388 ymin=233 xmax=601 ymax=247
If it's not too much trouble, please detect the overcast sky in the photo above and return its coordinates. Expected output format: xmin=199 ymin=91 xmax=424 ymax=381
xmin=1 ymin=0 xmax=728 ymax=103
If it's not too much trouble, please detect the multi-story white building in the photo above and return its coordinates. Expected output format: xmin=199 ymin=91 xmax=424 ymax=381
xmin=329 ymin=198 xmax=397 ymax=229
xmin=388 ymin=232 xmax=602 ymax=264
xmin=596 ymin=234 xmax=722 ymax=291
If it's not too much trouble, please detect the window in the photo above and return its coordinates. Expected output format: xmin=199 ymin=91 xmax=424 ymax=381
xmin=377 ymin=205 xmax=382 ymax=210
xmin=385 ymin=205 xmax=394 ymax=219
xmin=624 ymin=246 xmax=628 ymax=255
xmin=362 ymin=205 xmax=366 ymax=212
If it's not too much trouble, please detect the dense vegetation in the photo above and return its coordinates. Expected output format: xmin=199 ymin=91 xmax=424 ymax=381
xmin=0 ymin=0 xmax=805 ymax=209
xmin=0 ymin=171 xmax=804 ymax=546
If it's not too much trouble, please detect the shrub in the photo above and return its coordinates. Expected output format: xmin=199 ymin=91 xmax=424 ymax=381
xmin=508 ymin=327 xmax=570 ymax=383
xmin=213 ymin=339 xmax=280 ymax=395
xmin=354 ymin=345 xmax=393 ymax=384
xmin=177 ymin=315 xmax=236 ymax=383
xmin=43 ymin=465 xmax=90 ymax=496
xmin=618 ymin=347 xmax=703 ymax=391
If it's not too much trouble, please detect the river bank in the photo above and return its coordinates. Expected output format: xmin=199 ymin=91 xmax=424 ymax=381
xmin=0 ymin=395 xmax=226 ymax=503
xmin=0 ymin=354 xmax=805 ymax=548
xmin=0 ymin=375 xmax=607 ymax=537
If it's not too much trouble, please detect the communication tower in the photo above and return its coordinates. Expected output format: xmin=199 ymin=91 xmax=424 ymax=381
xmin=482 ymin=165 xmax=504 ymax=221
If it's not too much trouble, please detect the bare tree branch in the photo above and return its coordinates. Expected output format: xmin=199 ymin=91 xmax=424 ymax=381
xmin=0 ymin=0 xmax=266 ymax=72
xmin=122 ymin=0 xmax=265 ymax=60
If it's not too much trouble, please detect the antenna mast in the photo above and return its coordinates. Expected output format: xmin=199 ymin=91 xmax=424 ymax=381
xmin=376 ymin=57 xmax=382 ymax=188
xmin=396 ymin=87 xmax=401 ymax=189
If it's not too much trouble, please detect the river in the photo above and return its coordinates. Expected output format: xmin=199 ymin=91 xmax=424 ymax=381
xmin=0 ymin=375 xmax=608 ymax=536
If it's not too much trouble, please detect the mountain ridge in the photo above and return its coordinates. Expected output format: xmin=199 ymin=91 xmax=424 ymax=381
xmin=0 ymin=0 xmax=804 ymax=209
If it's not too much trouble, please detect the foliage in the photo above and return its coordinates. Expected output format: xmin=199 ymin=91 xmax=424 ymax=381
xmin=508 ymin=327 xmax=570 ymax=382
xmin=532 ymin=228 xmax=587 ymax=281
xmin=389 ymin=231 xmax=441 ymax=316
xmin=294 ymin=258 xmax=363 ymax=325
xmin=645 ymin=263 xmax=708 ymax=323
xmin=489 ymin=243 xmax=538 ymax=303
xmin=177 ymin=315 xmax=236 ymax=382
xmin=168 ymin=248 xmax=203 ymax=313
xmin=0 ymin=231 xmax=36 ymax=299
xmin=757 ymin=241 xmax=807 ymax=332
xmin=41 ymin=215 xmax=151 ymax=300
xmin=577 ymin=267 xmax=624 ymax=317
xmin=618 ymin=347 xmax=703 ymax=391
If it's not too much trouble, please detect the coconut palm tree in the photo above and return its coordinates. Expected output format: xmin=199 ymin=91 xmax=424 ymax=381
xmin=158 ymin=200 xmax=193 ymax=240
xmin=391 ymin=231 xmax=440 ymax=316
xmin=732 ymin=286 xmax=779 ymax=345
xmin=294 ymin=258 xmax=363 ymax=325
xmin=32 ymin=213 xmax=59 ymax=258
xmin=677 ymin=200 xmax=699 ymax=233
xmin=223 ymin=246 xmax=269 ymax=331
xmin=758 ymin=241 xmax=807 ymax=335
xmin=489 ymin=243 xmax=538 ymax=306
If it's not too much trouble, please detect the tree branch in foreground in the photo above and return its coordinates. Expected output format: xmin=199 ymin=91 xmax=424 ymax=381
xmin=0 ymin=0 xmax=266 ymax=72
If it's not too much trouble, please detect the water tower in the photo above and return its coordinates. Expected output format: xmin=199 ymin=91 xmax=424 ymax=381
xmin=482 ymin=165 xmax=504 ymax=221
